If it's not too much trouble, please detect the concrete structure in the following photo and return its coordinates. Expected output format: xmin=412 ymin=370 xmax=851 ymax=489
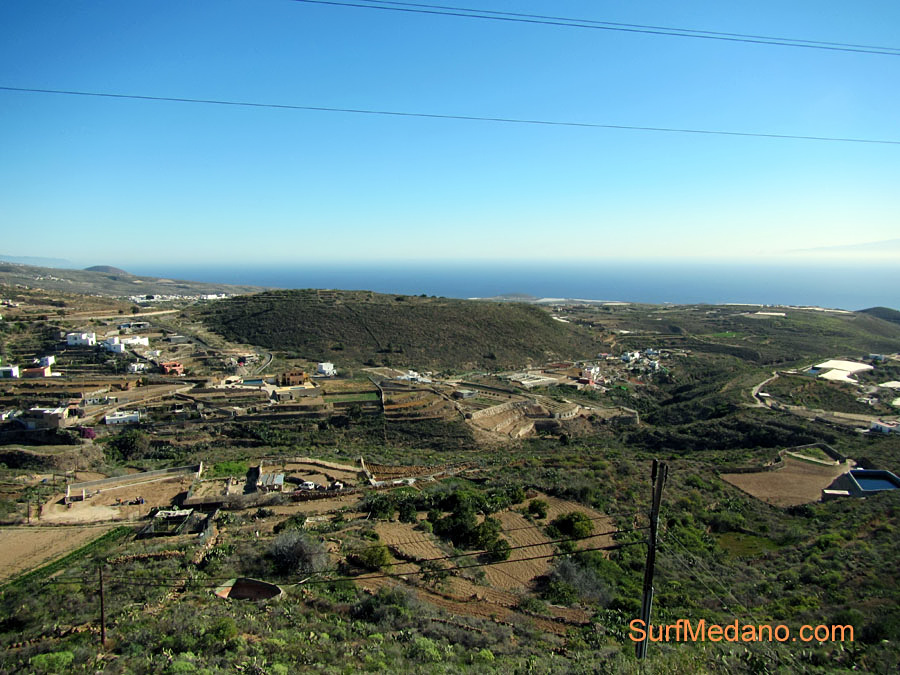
xmin=66 ymin=332 xmax=97 ymax=346
xmin=105 ymin=410 xmax=141 ymax=425
xmin=39 ymin=355 xmax=56 ymax=367
xmin=870 ymin=420 xmax=900 ymax=434
xmin=272 ymin=384 xmax=318 ymax=401
xmin=316 ymin=362 xmax=336 ymax=377
xmin=127 ymin=362 xmax=147 ymax=373
xmin=214 ymin=577 xmax=283 ymax=601
xmin=823 ymin=469 xmax=900 ymax=500
xmin=160 ymin=361 xmax=185 ymax=376
xmin=0 ymin=365 xmax=20 ymax=378
xmin=104 ymin=339 xmax=126 ymax=354
xmin=279 ymin=370 xmax=310 ymax=386
xmin=25 ymin=407 xmax=71 ymax=429
xmin=509 ymin=372 xmax=559 ymax=389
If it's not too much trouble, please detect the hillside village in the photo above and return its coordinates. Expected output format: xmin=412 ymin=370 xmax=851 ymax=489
xmin=1 ymin=283 xmax=900 ymax=673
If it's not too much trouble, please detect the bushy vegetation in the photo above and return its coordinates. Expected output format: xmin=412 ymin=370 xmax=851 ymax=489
xmin=197 ymin=289 xmax=597 ymax=369
xmin=270 ymin=531 xmax=328 ymax=575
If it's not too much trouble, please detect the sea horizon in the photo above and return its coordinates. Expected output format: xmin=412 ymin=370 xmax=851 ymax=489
xmin=125 ymin=261 xmax=899 ymax=312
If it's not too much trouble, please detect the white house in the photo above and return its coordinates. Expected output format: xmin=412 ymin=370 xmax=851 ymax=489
xmin=66 ymin=332 xmax=97 ymax=347
xmin=121 ymin=336 xmax=149 ymax=347
xmin=127 ymin=362 xmax=147 ymax=373
xmin=317 ymin=362 xmax=336 ymax=377
xmin=103 ymin=340 xmax=126 ymax=354
xmin=0 ymin=365 xmax=20 ymax=378
xmin=39 ymin=355 xmax=56 ymax=367
xmin=105 ymin=410 xmax=141 ymax=425
xmin=870 ymin=420 xmax=899 ymax=434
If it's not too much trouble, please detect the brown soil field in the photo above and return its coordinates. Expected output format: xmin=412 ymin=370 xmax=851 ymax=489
xmin=191 ymin=478 xmax=231 ymax=499
xmin=0 ymin=525 xmax=116 ymax=583
xmin=489 ymin=510 xmax=555 ymax=590
xmin=317 ymin=380 xmax=379 ymax=394
xmin=264 ymin=462 xmax=360 ymax=484
xmin=266 ymin=493 xmax=362 ymax=517
xmin=374 ymin=521 xmax=448 ymax=561
xmin=40 ymin=476 xmax=193 ymax=524
xmin=721 ymin=457 xmax=852 ymax=507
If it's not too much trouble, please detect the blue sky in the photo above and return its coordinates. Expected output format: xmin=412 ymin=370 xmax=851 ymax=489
xmin=1 ymin=0 xmax=898 ymax=267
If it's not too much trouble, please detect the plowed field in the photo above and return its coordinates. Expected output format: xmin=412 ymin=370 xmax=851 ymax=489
xmin=721 ymin=457 xmax=851 ymax=506
xmin=0 ymin=525 xmax=115 ymax=583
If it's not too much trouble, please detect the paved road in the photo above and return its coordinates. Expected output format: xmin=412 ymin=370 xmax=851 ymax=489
xmin=749 ymin=372 xmax=779 ymax=407
xmin=63 ymin=309 xmax=181 ymax=321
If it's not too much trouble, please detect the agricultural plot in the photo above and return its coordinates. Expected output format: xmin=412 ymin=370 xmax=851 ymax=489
xmin=40 ymin=476 xmax=193 ymax=524
xmin=489 ymin=510 xmax=556 ymax=590
xmin=268 ymin=461 xmax=361 ymax=485
xmin=721 ymin=457 xmax=852 ymax=507
xmin=0 ymin=525 xmax=115 ymax=583
xmin=374 ymin=521 xmax=447 ymax=562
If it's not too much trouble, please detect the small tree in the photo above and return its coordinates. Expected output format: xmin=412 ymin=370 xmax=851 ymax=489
xmin=487 ymin=537 xmax=511 ymax=562
xmin=350 ymin=543 xmax=391 ymax=571
xmin=549 ymin=512 xmax=593 ymax=539
xmin=270 ymin=531 xmax=327 ymax=575
xmin=528 ymin=499 xmax=549 ymax=519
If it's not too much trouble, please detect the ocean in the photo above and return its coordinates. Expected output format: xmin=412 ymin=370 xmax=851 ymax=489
xmin=128 ymin=261 xmax=898 ymax=311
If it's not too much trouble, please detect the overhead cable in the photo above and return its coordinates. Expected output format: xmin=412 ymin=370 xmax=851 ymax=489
xmin=2 ymin=86 xmax=897 ymax=146
xmin=291 ymin=0 xmax=900 ymax=57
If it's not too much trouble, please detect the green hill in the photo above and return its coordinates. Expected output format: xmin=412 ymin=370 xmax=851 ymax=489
xmin=197 ymin=289 xmax=598 ymax=370
xmin=861 ymin=306 xmax=900 ymax=326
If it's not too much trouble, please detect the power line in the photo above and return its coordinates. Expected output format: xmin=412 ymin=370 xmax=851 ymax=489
xmin=2 ymin=85 xmax=897 ymax=146
xmin=663 ymin=533 xmax=804 ymax=671
xmin=63 ymin=540 xmax=643 ymax=589
xmin=43 ymin=518 xmax=645 ymax=587
xmin=94 ymin=524 xmax=644 ymax=585
xmin=291 ymin=0 xmax=900 ymax=57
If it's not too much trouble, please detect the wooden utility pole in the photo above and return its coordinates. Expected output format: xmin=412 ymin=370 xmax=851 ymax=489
xmin=636 ymin=459 xmax=667 ymax=660
xmin=98 ymin=566 xmax=107 ymax=647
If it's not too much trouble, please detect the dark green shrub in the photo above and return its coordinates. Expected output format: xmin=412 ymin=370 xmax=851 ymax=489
xmin=548 ymin=512 xmax=593 ymax=539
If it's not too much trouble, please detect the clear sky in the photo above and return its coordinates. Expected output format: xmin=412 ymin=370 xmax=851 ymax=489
xmin=1 ymin=0 xmax=898 ymax=267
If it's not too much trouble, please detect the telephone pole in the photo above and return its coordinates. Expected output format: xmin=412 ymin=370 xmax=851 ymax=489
xmin=98 ymin=566 xmax=107 ymax=647
xmin=636 ymin=459 xmax=667 ymax=660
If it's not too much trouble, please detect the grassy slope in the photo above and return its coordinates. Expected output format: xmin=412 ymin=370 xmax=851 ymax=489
xmin=0 ymin=262 xmax=263 ymax=296
xmin=606 ymin=306 xmax=900 ymax=365
xmin=197 ymin=290 xmax=598 ymax=370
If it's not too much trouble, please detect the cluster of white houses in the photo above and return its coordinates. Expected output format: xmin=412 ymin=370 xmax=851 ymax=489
xmin=0 ymin=354 xmax=58 ymax=379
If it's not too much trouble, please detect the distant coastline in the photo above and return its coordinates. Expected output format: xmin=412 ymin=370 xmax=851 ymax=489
xmin=127 ymin=261 xmax=899 ymax=311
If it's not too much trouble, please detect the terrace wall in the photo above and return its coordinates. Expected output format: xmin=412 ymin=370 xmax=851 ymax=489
xmin=66 ymin=464 xmax=201 ymax=500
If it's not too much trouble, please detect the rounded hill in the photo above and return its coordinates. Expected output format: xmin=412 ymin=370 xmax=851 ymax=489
xmin=197 ymin=289 xmax=598 ymax=370
xmin=84 ymin=265 xmax=131 ymax=275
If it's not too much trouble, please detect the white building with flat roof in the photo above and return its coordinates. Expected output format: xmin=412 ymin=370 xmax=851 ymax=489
xmin=66 ymin=332 xmax=96 ymax=347
xmin=105 ymin=410 xmax=141 ymax=425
